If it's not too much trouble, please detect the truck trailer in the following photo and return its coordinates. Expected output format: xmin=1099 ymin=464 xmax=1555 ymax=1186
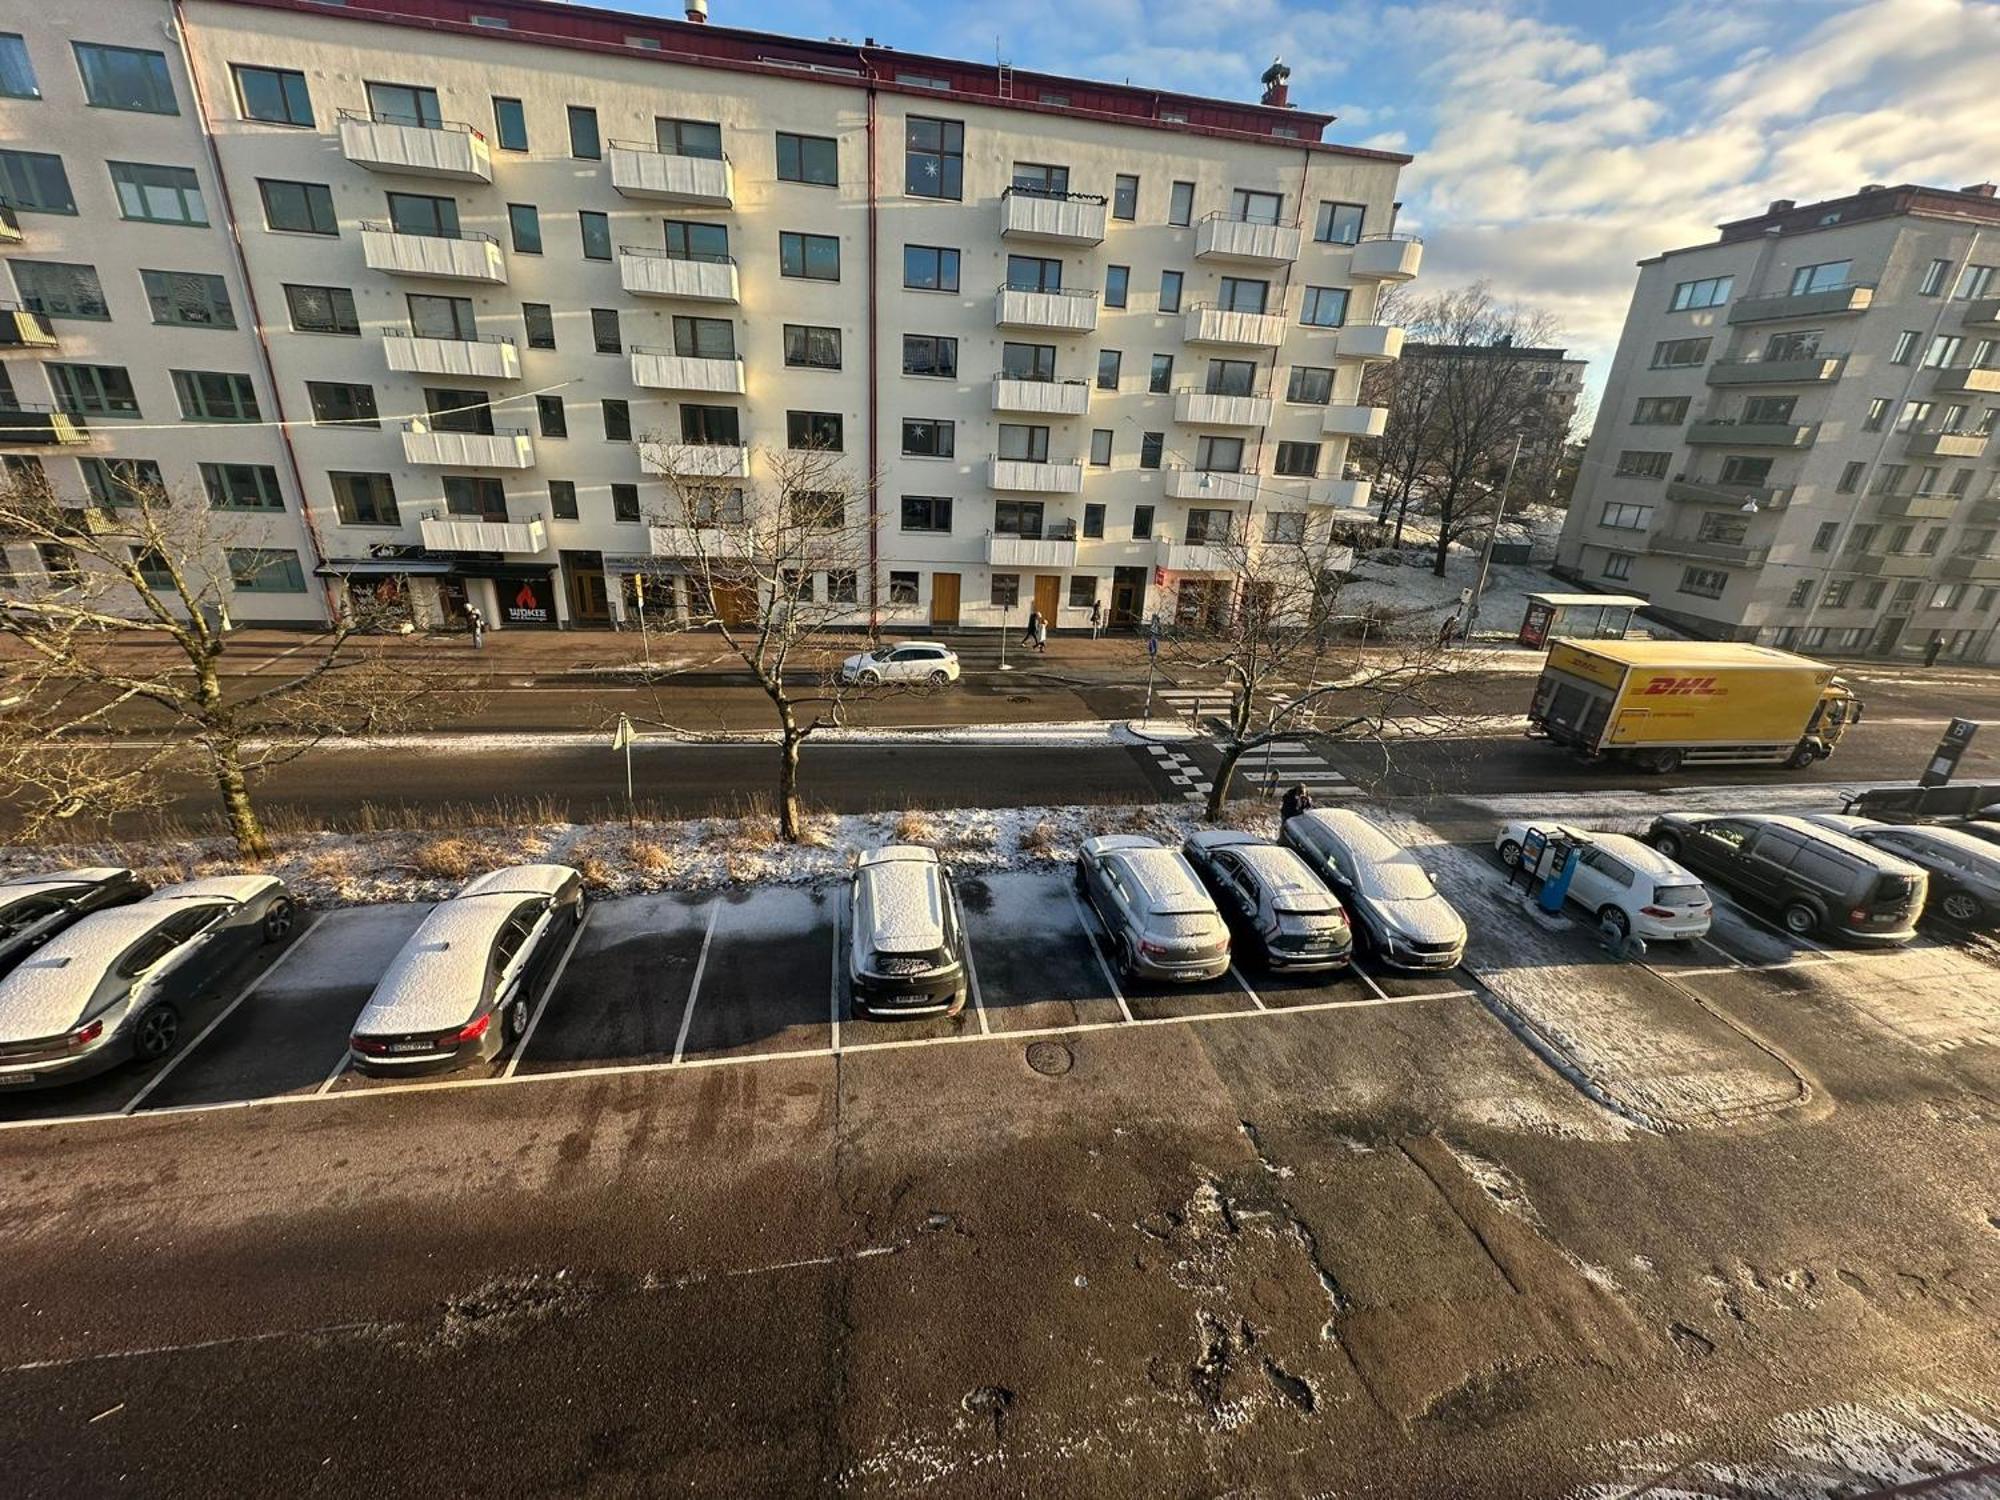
xmin=1526 ymin=640 xmax=1862 ymax=774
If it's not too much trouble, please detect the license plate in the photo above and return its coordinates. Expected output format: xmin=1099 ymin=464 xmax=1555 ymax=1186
xmin=387 ymin=1039 xmax=433 ymax=1054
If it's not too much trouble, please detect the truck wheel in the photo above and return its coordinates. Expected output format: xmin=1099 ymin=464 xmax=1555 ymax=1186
xmin=1784 ymin=742 xmax=1817 ymax=770
xmin=1644 ymin=748 xmax=1683 ymax=775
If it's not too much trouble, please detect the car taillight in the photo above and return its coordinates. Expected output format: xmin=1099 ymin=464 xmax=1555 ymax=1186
xmin=1139 ymin=940 xmax=1167 ymax=957
xmin=67 ymin=1020 xmax=103 ymax=1048
xmin=1850 ymin=907 xmax=1869 ymax=922
xmin=440 ymin=1014 xmax=491 ymax=1046
xmin=351 ymin=1035 xmax=388 ymax=1055
xmin=1639 ymin=906 xmax=1674 ymax=918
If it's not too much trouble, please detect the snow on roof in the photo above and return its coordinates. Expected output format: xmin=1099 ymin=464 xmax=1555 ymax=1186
xmin=1109 ymin=845 xmax=1212 ymax=915
xmin=1082 ymin=835 xmax=1163 ymax=856
xmin=1230 ymin=844 xmax=1337 ymax=912
xmin=145 ymin=875 xmax=277 ymax=907
xmin=0 ymin=904 xmax=173 ymax=1041
xmin=1748 ymin=815 xmax=1928 ymax=877
xmin=1185 ymin=829 xmax=1259 ymax=852
xmin=455 ymin=863 xmax=578 ymax=900
xmin=354 ymin=893 xmax=526 ymax=1035
xmin=0 ymin=867 xmax=129 ymax=891
xmin=857 ymin=848 xmax=945 ymax=953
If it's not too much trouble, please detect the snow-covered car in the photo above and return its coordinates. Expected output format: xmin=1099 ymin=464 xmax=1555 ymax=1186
xmin=1074 ymin=835 xmax=1231 ymax=983
xmin=1494 ymin=821 xmax=1711 ymax=942
xmin=0 ymin=875 xmax=294 ymax=1089
xmin=349 ymin=864 xmax=584 ymax=1075
xmin=0 ymin=867 xmax=150 ymax=981
xmin=1281 ymin=809 xmax=1466 ymax=969
xmin=1181 ymin=830 xmax=1352 ymax=972
xmin=838 ymin=641 xmax=961 ymax=688
xmin=848 ymin=846 xmax=968 ymax=1018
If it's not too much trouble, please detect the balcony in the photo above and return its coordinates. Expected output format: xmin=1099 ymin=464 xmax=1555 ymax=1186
xmin=1905 ymin=429 xmax=1988 ymax=458
xmin=1174 ymin=388 xmax=1272 ymax=428
xmin=650 ymin=525 xmax=750 ymax=560
xmin=1844 ymin=552 xmax=1934 ymax=578
xmin=338 ymin=110 xmax=492 ymax=182
xmin=988 ymin=456 xmax=1082 ymax=493
xmin=638 ymin=442 xmax=750 ymax=479
xmin=0 ymin=402 xmax=88 ymax=446
xmin=0 ymin=201 xmax=19 ymax=245
xmin=1182 ymin=304 xmax=1286 ymax=348
xmin=1971 ymin=498 xmax=2000 ymax=525
xmin=1159 ymin=539 xmax=1232 ymax=572
xmin=1164 ymin=467 xmax=1258 ymax=502
xmin=1193 ymin=213 xmax=1301 ymax=265
xmin=1335 ymin=323 xmax=1405 ymax=362
xmin=1961 ymin=298 xmax=2000 ymax=329
xmin=991 ymin=377 xmax=1090 ymax=416
xmin=1649 ymin=534 xmax=1770 ymax=568
xmin=630 ymin=350 xmax=746 ymax=394
xmin=1705 ymin=356 xmax=1844 ymax=386
xmin=1726 ymin=283 xmax=1874 ymax=324
xmin=999 ymin=187 xmax=1107 ymax=246
xmin=1943 ymin=552 xmax=2000 ymax=581
xmin=606 ymin=142 xmax=734 ymax=206
xmin=1665 ymin=477 xmax=1792 ymax=511
xmin=1933 ymin=366 xmax=2000 ymax=395
xmin=383 ymin=333 xmax=519 ymax=381
xmin=985 ymin=524 xmax=1080 ymax=567
xmin=0 ymin=303 xmax=58 ymax=351
xmin=994 ymin=286 xmax=1098 ymax=334
xmin=618 ymin=247 xmax=739 ymax=304
xmin=1874 ymin=491 xmax=1960 ymax=520
xmin=361 ymin=224 xmax=507 ymax=283
xmin=400 ymin=422 xmax=534 ymax=469
xmin=1321 ymin=404 xmax=1388 ymax=438
xmin=1076 ymin=535 xmax=1167 ymax=568
xmin=1311 ymin=478 xmax=1374 ymax=510
xmin=1685 ymin=418 xmax=1817 ymax=448
xmin=1350 ymin=234 xmax=1423 ymax=281
xmin=419 ymin=514 xmax=546 ymax=554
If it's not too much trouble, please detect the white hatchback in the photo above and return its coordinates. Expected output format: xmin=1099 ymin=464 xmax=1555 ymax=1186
xmin=1494 ymin=821 xmax=1712 ymax=942
xmin=839 ymin=641 xmax=961 ymax=688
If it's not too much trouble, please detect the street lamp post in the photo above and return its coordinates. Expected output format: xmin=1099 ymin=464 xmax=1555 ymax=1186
xmin=1462 ymin=429 xmax=1525 ymax=645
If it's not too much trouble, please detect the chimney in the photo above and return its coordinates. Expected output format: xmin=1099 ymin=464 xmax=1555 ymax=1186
xmin=1962 ymin=182 xmax=1998 ymax=198
xmin=1860 ymin=183 xmax=1885 ymax=194
xmin=685 ymin=0 xmax=708 ymax=22
xmin=1767 ymin=199 xmax=1795 ymax=214
xmin=1259 ymin=56 xmax=1291 ymax=108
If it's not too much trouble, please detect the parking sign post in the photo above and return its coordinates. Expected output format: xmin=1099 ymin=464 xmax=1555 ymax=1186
xmin=1919 ymin=718 xmax=1980 ymax=788
xmin=1143 ymin=630 xmax=1158 ymax=722
xmin=611 ymin=713 xmax=635 ymax=823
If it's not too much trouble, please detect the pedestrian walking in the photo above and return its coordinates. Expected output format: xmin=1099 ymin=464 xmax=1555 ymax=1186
xmin=1022 ymin=607 xmax=1042 ymax=649
xmin=1280 ymin=783 xmax=1314 ymax=823
xmin=1089 ymin=599 xmax=1103 ymax=639
xmin=467 ymin=604 xmax=486 ymax=651
xmin=1031 ymin=612 xmax=1048 ymax=653
xmin=1924 ymin=632 xmax=1944 ymax=668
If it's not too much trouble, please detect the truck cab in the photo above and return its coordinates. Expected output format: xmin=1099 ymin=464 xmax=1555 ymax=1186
xmin=1802 ymin=680 xmax=1862 ymax=759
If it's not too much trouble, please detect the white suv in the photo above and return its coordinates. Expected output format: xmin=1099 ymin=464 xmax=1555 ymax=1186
xmin=1494 ymin=821 xmax=1712 ymax=942
xmin=839 ymin=641 xmax=961 ymax=687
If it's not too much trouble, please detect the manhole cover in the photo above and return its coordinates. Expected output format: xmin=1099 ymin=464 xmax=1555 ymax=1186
xmin=1025 ymin=1041 xmax=1073 ymax=1076
xmin=1008 ymin=694 xmax=1031 ymax=704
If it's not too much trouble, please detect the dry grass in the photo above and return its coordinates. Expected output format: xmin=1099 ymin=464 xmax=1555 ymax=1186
xmin=410 ymin=836 xmax=479 ymax=881
xmin=939 ymin=820 xmax=997 ymax=852
xmin=300 ymin=848 xmax=356 ymax=885
xmin=1017 ymin=818 xmax=1059 ymax=859
xmin=626 ymin=838 xmax=674 ymax=875
xmin=893 ymin=809 xmax=938 ymax=844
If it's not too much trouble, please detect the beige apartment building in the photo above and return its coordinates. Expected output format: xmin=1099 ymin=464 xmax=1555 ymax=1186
xmin=1558 ymin=182 xmax=2000 ymax=663
xmin=0 ymin=0 xmax=1417 ymax=632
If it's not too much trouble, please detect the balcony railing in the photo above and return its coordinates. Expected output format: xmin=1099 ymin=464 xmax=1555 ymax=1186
xmin=382 ymin=332 xmax=520 ymax=381
xmin=1665 ymin=476 xmax=1792 ymax=510
xmin=1873 ymin=490 xmax=1961 ymax=520
xmin=1350 ymin=233 xmax=1423 ymax=281
xmin=1942 ymin=552 xmax=2000 ymax=581
xmin=1971 ymin=498 xmax=2000 ymax=525
xmin=1159 ymin=539 xmax=1233 ymax=572
xmin=1182 ymin=304 xmax=1286 ymax=347
xmin=1933 ymin=365 xmax=2000 ymax=395
xmin=0 ymin=302 xmax=58 ymax=351
xmin=1321 ymin=404 xmax=1388 ymax=438
xmin=1705 ymin=355 xmax=1844 ymax=386
xmin=1173 ymin=387 xmax=1272 ymax=428
xmin=0 ymin=200 xmax=20 ymax=245
xmin=1164 ymin=466 xmax=1259 ymax=501
xmin=1649 ymin=534 xmax=1770 ymax=568
xmin=400 ymin=421 xmax=534 ymax=469
xmin=999 ymin=185 xmax=1108 ymax=246
xmin=338 ymin=109 xmax=492 ymax=182
xmin=0 ymin=401 xmax=88 ymax=446
xmin=1193 ymin=212 xmax=1302 ymax=264
xmin=1960 ymin=297 xmax=2000 ymax=328
xmin=1905 ymin=428 xmax=1989 ymax=458
xmin=994 ymin=285 xmax=1099 ymax=334
xmin=988 ymin=456 xmax=1083 ymax=492
xmin=638 ymin=441 xmax=751 ymax=478
xmin=360 ymin=223 xmax=507 ymax=283
xmin=630 ymin=348 xmax=746 ymax=394
xmin=618 ymin=245 xmax=740 ymax=303
xmin=1684 ymin=416 xmax=1817 ymax=448
xmin=991 ymin=376 xmax=1090 ymax=416
xmin=985 ymin=522 xmax=1081 ymax=566
xmin=1334 ymin=323 xmax=1405 ymax=362
xmin=650 ymin=524 xmax=752 ymax=559
xmin=606 ymin=141 xmax=734 ymax=206
xmin=419 ymin=513 xmax=547 ymax=554
xmin=1725 ymin=282 xmax=1874 ymax=323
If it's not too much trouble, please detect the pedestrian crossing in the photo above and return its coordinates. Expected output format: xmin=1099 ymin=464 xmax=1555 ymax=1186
xmin=1152 ymin=685 xmax=1240 ymax=726
xmin=1140 ymin=737 xmax=1356 ymax=804
xmin=1143 ymin=742 xmax=1213 ymax=803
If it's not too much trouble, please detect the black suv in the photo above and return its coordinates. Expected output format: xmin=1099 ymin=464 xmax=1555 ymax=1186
xmin=1645 ymin=813 xmax=1925 ymax=944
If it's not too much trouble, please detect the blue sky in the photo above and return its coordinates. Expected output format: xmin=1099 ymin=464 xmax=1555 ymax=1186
xmin=650 ymin=0 xmax=2000 ymax=408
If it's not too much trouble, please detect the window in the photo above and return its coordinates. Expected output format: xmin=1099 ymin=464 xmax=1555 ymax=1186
xmin=408 ymin=292 xmax=475 ymax=342
xmin=389 ymin=193 xmax=460 ymax=238
xmin=547 ymin=480 xmax=577 ymax=520
xmin=1678 ymin=567 xmax=1729 ymax=599
xmin=901 ymin=333 xmax=954 ymax=377
xmin=1742 ymin=395 xmax=1797 ymax=424
xmin=1287 ymin=365 xmax=1334 ymax=405
xmin=656 ymin=118 xmax=722 ymax=159
xmin=579 ymin=211 xmax=611 ymax=261
xmin=1274 ymin=441 xmax=1319 ymax=477
xmin=1789 ymin=260 xmax=1851 ymax=295
xmin=1788 ymin=578 xmax=1813 ymax=607
xmin=1230 ymin=188 xmax=1282 ymax=225
xmin=423 ymin=388 xmax=492 ymax=436
xmin=1598 ymin=502 xmax=1654 ymax=530
xmin=1931 ymin=583 xmax=1968 ymax=611
xmin=1205 ymin=359 xmax=1256 ymax=396
xmin=202 ymin=463 xmax=284 ymax=511
xmin=11 ymin=261 xmax=108 ymax=320
xmin=536 ymin=396 xmax=566 ymax=438
xmin=1132 ymin=504 xmax=1155 ymax=539
xmin=277 ymin=283 xmax=354 ymax=337
xmin=1195 ymin=436 xmax=1244 ymax=472
xmin=1697 ymin=512 xmax=1749 ymax=546
xmin=827 ymin=569 xmax=858 ymax=605
xmin=1168 ymin=181 xmax=1194 ymax=227
xmin=365 ymin=81 xmax=439 ymax=128
xmin=1216 ymin=277 xmax=1269 ymax=315
xmin=776 ymin=132 xmax=837 ymax=186
xmin=1603 ymin=552 xmax=1634 ymax=582
xmin=998 ymin=344 xmax=1053 ymax=382
xmin=788 ymin=325 xmax=844 ymax=370
xmin=1089 ymin=430 xmax=1112 ymax=466
xmin=888 ymin=572 xmax=919 ymax=606
xmin=438 ymin=475 xmax=505 ymax=521
xmin=234 ymin=64 xmax=311 ymax=126
xmin=1011 ymin=162 xmax=1071 ymax=198
xmin=789 ymin=491 xmax=844 ymax=530
xmin=110 ymin=162 xmax=205 ymax=225
xmin=507 ymin=203 xmax=541 ymax=254
xmin=1265 ymin=511 xmax=1307 ymax=544
xmin=1849 ymin=523 xmax=1879 ymax=552
xmin=1914 ymin=465 xmax=1944 ymax=496
xmin=680 ymin=405 xmax=739 ymax=445
xmin=1139 ymin=434 xmax=1163 ymax=469
xmin=1668 ymin=275 xmax=1733 ymax=311
xmin=47 ymin=363 xmax=139 ymax=417
xmin=1651 ymin=337 xmax=1710 ymax=368
xmin=567 ymin=105 xmax=600 ymax=159
xmin=1717 ymin=455 xmax=1773 ymax=486
xmin=1894 ymin=400 xmax=1931 ymax=433
xmin=0 ymin=151 xmax=73 ymax=214
xmin=1923 ymin=334 xmax=1963 ymax=369
xmin=994 ymin=503 xmax=1043 ymax=539
xmin=227 ymin=549 xmax=305 ymax=594
xmin=901 ymin=495 xmax=952 ymax=533
xmin=1006 ymin=254 xmax=1063 ymax=293
xmin=1112 ymin=174 xmax=1138 ymax=221
xmin=780 ymin=231 xmax=840 ymax=280
xmin=1104 ymin=265 xmax=1129 ymax=309
xmin=602 ymin=399 xmax=631 ymax=442
xmin=518 ymin=303 xmax=555 ymax=350
xmin=903 ymin=245 xmax=959 ymax=292
xmin=259 ymin=178 xmax=335 ymax=235
xmin=1837 ymin=461 xmax=1866 ymax=493
xmin=1083 ymin=503 xmax=1105 ymax=538
xmin=1147 ymin=353 xmax=1173 ymax=393
xmin=1315 ymin=200 xmax=1365 ymax=245
xmin=74 ymin=42 xmax=175 ymax=114
xmin=1301 ymin=286 xmax=1349 ymax=327
xmin=1888 ymin=330 xmax=1921 ymax=365
xmin=612 ymin=484 xmax=640 ymax=523
xmin=1765 ymin=330 xmax=1823 ymax=361
xmin=81 ymin=458 xmax=162 ymax=506
xmin=901 ymin=418 xmax=953 ymax=457
xmin=1632 ymin=395 xmax=1689 ymax=424
xmin=1859 ymin=396 xmax=1892 ymax=432
xmin=491 ymin=96 xmax=527 ymax=151
xmin=788 ymin=410 xmax=843 ymax=450
xmin=1957 ymin=265 xmax=1998 ymax=301
xmin=590 ymin=307 xmax=621 ymax=355
xmin=1919 ymin=257 xmax=1952 ymax=297
xmin=1613 ymin=451 xmax=1670 ymax=479
xmin=997 ymin=423 xmax=1049 ymax=462
xmin=905 ymin=116 xmax=963 ymax=199
xmin=135 ymin=269 xmax=232 ymax=330
xmin=305 ymin=380 xmax=375 ymax=428
xmin=1096 ymin=350 xmax=1122 ymax=390
xmin=1159 ymin=270 xmax=1183 ymax=313
xmin=0 ymin=33 xmax=37 ymax=99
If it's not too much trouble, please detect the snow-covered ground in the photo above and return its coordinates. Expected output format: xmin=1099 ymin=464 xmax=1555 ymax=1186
xmin=1338 ymin=536 xmax=1674 ymax=644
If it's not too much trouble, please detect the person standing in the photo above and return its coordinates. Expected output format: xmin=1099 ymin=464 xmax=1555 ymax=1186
xmin=467 ymin=604 xmax=486 ymax=651
xmin=1280 ymin=783 xmax=1314 ymax=822
xmin=1032 ymin=611 xmax=1048 ymax=653
xmin=1089 ymin=598 xmax=1103 ymax=639
xmin=1022 ymin=607 xmax=1041 ymax=649
xmin=1924 ymin=632 xmax=1944 ymax=668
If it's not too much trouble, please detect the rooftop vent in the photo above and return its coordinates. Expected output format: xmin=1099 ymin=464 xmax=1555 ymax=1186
xmin=1860 ymin=183 xmax=1886 ymax=194
xmin=1260 ymin=56 xmax=1291 ymax=108
xmin=1767 ymin=199 xmax=1795 ymax=214
xmin=686 ymin=0 xmax=707 ymax=22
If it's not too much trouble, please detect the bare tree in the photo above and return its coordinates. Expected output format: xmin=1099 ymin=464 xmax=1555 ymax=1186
xmin=0 ymin=466 xmax=450 ymax=858
xmin=637 ymin=443 xmax=904 ymax=842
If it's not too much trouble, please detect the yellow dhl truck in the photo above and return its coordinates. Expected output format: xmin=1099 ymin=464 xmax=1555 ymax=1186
xmin=1526 ymin=640 xmax=1863 ymax=774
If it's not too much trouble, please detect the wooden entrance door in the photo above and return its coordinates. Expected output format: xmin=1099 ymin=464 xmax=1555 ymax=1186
xmin=713 ymin=582 xmax=757 ymax=626
xmin=1033 ymin=573 xmax=1061 ymax=622
xmin=931 ymin=571 xmax=961 ymax=628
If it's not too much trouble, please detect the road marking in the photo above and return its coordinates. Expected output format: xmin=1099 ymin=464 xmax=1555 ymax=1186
xmin=1712 ymin=893 xmax=1837 ymax=956
xmin=1694 ymin=935 xmax=1749 ymax=969
xmin=958 ymin=904 xmax=991 ymax=1034
xmin=829 ymin=887 xmax=843 ymax=1052
xmin=315 ymin=1049 xmax=352 ymax=1095
xmin=1064 ymin=881 xmax=1135 ymax=1024
xmin=1229 ymin=965 xmax=1267 ymax=1010
xmin=119 ymin=914 xmax=322 ymax=1117
xmin=502 ymin=905 xmax=592 ymax=1080
xmin=672 ymin=899 xmax=722 ymax=1066
xmin=1350 ymin=961 xmax=1393 ymax=1002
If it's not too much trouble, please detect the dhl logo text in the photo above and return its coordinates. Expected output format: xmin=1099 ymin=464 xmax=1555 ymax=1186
xmin=1640 ymin=676 xmax=1721 ymax=696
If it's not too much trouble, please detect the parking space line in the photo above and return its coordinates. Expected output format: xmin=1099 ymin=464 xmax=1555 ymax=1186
xmin=1350 ymin=962 xmax=1392 ymax=1002
xmin=958 ymin=914 xmax=991 ymax=1034
xmin=1694 ymin=936 xmax=1749 ymax=969
xmin=1064 ymin=881 xmax=1134 ymax=1025
xmin=829 ymin=888 xmax=843 ymax=1052
xmin=315 ymin=1049 xmax=352 ymax=1095
xmin=1229 ymin=966 xmax=1267 ymax=1010
xmin=502 ymin=906 xmax=593 ymax=1080
xmin=1713 ymin=894 xmax=1837 ymax=958
xmin=118 ymin=914 xmax=323 ymax=1117
xmin=672 ymin=899 xmax=723 ymax=1066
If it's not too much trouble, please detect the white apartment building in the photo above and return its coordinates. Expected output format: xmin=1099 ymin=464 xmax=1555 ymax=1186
xmin=0 ymin=0 xmax=1418 ymax=632
xmin=1558 ymin=182 xmax=2000 ymax=663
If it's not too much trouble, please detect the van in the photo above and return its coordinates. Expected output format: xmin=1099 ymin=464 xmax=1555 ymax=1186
xmin=1645 ymin=813 xmax=1925 ymax=944
xmin=849 ymin=846 xmax=967 ymax=1017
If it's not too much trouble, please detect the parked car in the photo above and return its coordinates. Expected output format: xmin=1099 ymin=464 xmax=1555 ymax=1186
xmin=1181 ymin=830 xmax=1352 ymax=972
xmin=1493 ymin=821 xmax=1711 ymax=943
xmin=1806 ymin=815 xmax=2000 ymax=929
xmin=1946 ymin=817 xmax=2000 ymax=854
xmin=349 ymin=864 xmax=584 ymax=1075
xmin=0 ymin=875 xmax=294 ymax=1089
xmin=848 ymin=846 xmax=968 ymax=1018
xmin=839 ymin=641 xmax=961 ymax=688
xmin=1074 ymin=835 xmax=1231 ymax=983
xmin=1279 ymin=809 xmax=1468 ymax=967
xmin=0 ymin=867 xmax=150 ymax=980
xmin=1645 ymin=813 xmax=1925 ymax=944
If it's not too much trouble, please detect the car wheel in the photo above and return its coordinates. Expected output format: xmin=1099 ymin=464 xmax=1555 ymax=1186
xmin=927 ymin=668 xmax=949 ymax=688
xmin=261 ymin=898 xmax=295 ymax=943
xmin=134 ymin=1002 xmax=181 ymax=1061
xmin=1781 ymin=901 xmax=1819 ymax=937
xmin=1939 ymin=890 xmax=1984 ymax=924
xmin=1650 ymin=831 xmax=1681 ymax=860
xmin=1497 ymin=839 xmax=1522 ymax=868
xmin=505 ymin=996 xmax=531 ymax=1042
xmin=1118 ymin=937 xmax=1141 ymax=982
xmin=1597 ymin=906 xmax=1631 ymax=942
xmin=857 ymin=668 xmax=882 ymax=687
